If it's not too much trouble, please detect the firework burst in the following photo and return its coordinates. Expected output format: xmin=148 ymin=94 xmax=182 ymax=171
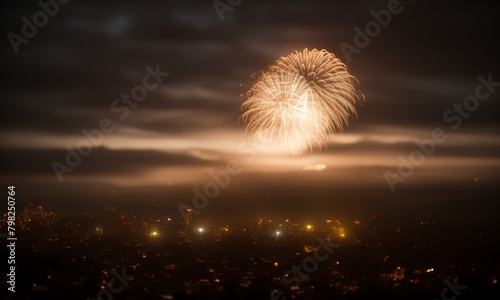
xmin=240 ymin=48 xmax=363 ymax=155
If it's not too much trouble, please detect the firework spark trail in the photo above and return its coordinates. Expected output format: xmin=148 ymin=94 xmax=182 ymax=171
xmin=240 ymin=48 xmax=363 ymax=155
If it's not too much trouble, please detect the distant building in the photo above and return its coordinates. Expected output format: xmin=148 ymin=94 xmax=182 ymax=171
xmin=184 ymin=208 xmax=193 ymax=233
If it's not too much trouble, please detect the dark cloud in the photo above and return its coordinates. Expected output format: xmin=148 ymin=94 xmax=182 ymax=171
xmin=0 ymin=147 xmax=222 ymax=176
xmin=2 ymin=0 xmax=499 ymax=137
xmin=318 ymin=139 xmax=500 ymax=160
xmin=1 ymin=0 xmax=499 ymax=218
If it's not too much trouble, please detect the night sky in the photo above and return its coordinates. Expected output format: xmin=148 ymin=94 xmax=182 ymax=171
xmin=1 ymin=0 xmax=499 ymax=223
